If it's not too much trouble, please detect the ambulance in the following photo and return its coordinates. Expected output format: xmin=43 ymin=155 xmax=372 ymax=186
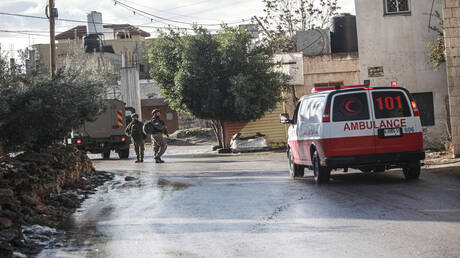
xmin=280 ymin=84 xmax=425 ymax=184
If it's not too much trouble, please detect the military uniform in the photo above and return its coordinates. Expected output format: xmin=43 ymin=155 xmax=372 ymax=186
xmin=125 ymin=117 xmax=145 ymax=162
xmin=144 ymin=110 xmax=168 ymax=163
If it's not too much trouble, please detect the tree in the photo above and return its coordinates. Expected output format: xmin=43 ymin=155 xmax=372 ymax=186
xmin=255 ymin=0 xmax=340 ymax=51
xmin=0 ymin=44 xmax=116 ymax=154
xmin=427 ymin=10 xmax=445 ymax=70
xmin=147 ymin=26 xmax=287 ymax=148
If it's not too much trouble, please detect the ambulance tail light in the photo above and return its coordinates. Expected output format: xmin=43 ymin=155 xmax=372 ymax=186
xmin=411 ymin=101 xmax=420 ymax=117
xmin=322 ymin=106 xmax=331 ymax=122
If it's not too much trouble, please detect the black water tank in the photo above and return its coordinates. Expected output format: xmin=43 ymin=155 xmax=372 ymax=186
xmin=331 ymin=13 xmax=358 ymax=53
xmin=84 ymin=34 xmax=102 ymax=53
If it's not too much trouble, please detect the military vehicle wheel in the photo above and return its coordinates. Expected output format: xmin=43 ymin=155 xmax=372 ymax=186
xmin=403 ymin=162 xmax=420 ymax=180
xmin=288 ymin=148 xmax=304 ymax=178
xmin=102 ymin=150 xmax=111 ymax=159
xmin=118 ymin=148 xmax=129 ymax=159
xmin=313 ymin=151 xmax=330 ymax=184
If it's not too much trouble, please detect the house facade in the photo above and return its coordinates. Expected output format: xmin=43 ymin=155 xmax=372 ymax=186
xmin=32 ymin=23 xmax=152 ymax=80
xmin=355 ymin=0 xmax=449 ymax=149
xmin=442 ymin=0 xmax=460 ymax=155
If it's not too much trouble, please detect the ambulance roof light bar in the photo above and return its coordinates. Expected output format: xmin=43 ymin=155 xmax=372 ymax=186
xmin=312 ymin=84 xmax=368 ymax=93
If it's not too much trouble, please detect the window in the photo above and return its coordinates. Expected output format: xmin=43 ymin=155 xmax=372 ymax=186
xmin=166 ymin=112 xmax=174 ymax=121
xmin=372 ymin=91 xmax=411 ymax=119
xmin=385 ymin=0 xmax=410 ymax=15
xmin=333 ymin=93 xmax=370 ymax=122
xmin=292 ymin=101 xmax=301 ymax=124
xmin=300 ymin=97 xmax=324 ymax=124
xmin=411 ymin=92 xmax=435 ymax=126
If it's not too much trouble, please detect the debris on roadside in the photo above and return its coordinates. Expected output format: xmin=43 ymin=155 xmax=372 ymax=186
xmin=230 ymin=133 xmax=269 ymax=153
xmin=424 ymin=150 xmax=460 ymax=165
xmin=0 ymin=145 xmax=113 ymax=257
xmin=166 ymin=128 xmax=217 ymax=146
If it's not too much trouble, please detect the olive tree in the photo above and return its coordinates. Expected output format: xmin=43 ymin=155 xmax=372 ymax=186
xmin=0 ymin=45 xmax=116 ymax=154
xmin=147 ymin=26 xmax=287 ymax=148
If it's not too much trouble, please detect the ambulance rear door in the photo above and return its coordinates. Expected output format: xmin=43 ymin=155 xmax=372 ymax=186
xmin=370 ymin=89 xmax=423 ymax=154
xmin=325 ymin=90 xmax=376 ymax=157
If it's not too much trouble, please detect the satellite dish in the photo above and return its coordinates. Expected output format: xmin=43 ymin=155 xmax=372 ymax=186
xmin=295 ymin=29 xmax=330 ymax=56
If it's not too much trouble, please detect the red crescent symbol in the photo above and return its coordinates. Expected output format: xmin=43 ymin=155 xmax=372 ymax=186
xmin=345 ymin=100 xmax=355 ymax=113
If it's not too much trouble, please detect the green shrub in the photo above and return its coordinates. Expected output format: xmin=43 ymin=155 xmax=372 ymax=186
xmin=0 ymin=46 xmax=115 ymax=153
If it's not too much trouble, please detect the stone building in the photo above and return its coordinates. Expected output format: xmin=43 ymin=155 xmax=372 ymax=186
xmin=442 ymin=0 xmax=460 ymax=155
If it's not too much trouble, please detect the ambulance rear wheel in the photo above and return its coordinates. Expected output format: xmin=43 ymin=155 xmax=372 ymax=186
xmin=313 ymin=151 xmax=330 ymax=184
xmin=288 ymin=149 xmax=304 ymax=178
xmin=403 ymin=162 xmax=420 ymax=180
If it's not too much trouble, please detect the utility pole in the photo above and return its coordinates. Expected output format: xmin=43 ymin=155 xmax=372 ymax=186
xmin=48 ymin=0 xmax=57 ymax=78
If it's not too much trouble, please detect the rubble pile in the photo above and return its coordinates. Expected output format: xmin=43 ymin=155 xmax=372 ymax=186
xmin=0 ymin=145 xmax=113 ymax=257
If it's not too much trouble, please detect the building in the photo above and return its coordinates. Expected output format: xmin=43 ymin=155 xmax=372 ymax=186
xmin=442 ymin=0 xmax=460 ymax=155
xmin=354 ymin=0 xmax=449 ymax=149
xmin=140 ymin=79 xmax=179 ymax=134
xmin=32 ymin=23 xmax=152 ymax=79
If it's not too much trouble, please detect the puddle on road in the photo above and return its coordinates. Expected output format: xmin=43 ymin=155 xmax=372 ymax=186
xmin=157 ymin=178 xmax=192 ymax=191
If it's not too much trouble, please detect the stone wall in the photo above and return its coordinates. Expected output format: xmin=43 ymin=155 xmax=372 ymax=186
xmin=443 ymin=0 xmax=460 ymax=155
xmin=285 ymin=52 xmax=361 ymax=114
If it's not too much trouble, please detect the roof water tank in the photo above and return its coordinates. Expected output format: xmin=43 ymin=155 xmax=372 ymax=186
xmin=87 ymin=11 xmax=103 ymax=35
xmin=331 ymin=13 xmax=358 ymax=53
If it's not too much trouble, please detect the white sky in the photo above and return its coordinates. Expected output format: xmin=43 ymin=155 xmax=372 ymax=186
xmin=0 ymin=0 xmax=355 ymax=59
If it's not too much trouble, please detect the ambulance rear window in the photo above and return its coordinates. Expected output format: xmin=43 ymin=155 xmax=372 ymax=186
xmin=372 ymin=91 xmax=411 ymax=119
xmin=332 ymin=93 xmax=370 ymax=122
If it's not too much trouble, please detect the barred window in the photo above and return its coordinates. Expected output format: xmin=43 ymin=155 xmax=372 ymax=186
xmin=385 ymin=0 xmax=410 ymax=14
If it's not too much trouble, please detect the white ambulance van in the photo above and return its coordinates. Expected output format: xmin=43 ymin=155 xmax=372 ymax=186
xmin=280 ymin=84 xmax=425 ymax=184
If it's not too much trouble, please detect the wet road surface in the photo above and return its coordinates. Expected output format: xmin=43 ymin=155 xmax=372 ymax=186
xmin=38 ymin=145 xmax=460 ymax=257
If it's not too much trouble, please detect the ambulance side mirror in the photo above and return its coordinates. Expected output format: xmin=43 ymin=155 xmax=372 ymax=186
xmin=280 ymin=113 xmax=292 ymax=124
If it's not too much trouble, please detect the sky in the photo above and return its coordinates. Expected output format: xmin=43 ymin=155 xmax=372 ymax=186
xmin=0 ymin=0 xmax=355 ymax=59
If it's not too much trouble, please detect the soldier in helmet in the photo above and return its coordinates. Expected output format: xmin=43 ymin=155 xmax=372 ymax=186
xmin=125 ymin=113 xmax=146 ymax=163
xmin=143 ymin=108 xmax=169 ymax=163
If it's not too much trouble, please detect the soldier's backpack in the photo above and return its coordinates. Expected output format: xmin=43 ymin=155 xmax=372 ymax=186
xmin=143 ymin=121 xmax=156 ymax=135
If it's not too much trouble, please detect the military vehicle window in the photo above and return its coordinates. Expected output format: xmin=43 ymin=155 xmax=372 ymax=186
xmin=372 ymin=91 xmax=411 ymax=119
xmin=332 ymin=93 xmax=370 ymax=122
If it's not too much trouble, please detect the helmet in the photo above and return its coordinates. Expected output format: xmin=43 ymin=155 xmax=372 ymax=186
xmin=131 ymin=113 xmax=139 ymax=118
xmin=152 ymin=109 xmax=161 ymax=115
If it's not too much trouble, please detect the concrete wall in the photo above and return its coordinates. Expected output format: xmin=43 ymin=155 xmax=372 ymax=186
xmin=355 ymin=0 xmax=449 ymax=149
xmin=443 ymin=0 xmax=460 ymax=155
xmin=120 ymin=67 xmax=142 ymax=119
xmin=285 ymin=53 xmax=361 ymax=114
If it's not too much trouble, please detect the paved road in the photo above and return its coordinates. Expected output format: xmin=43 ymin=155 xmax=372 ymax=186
xmin=39 ymin=145 xmax=460 ymax=257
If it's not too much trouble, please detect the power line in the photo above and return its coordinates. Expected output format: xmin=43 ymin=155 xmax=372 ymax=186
xmin=113 ymin=0 xmax=248 ymax=26
xmin=0 ymin=11 xmax=222 ymax=31
xmin=0 ymin=29 xmax=49 ymax=37
xmin=121 ymin=0 xmax=247 ymax=23
xmin=115 ymin=2 xmax=171 ymax=26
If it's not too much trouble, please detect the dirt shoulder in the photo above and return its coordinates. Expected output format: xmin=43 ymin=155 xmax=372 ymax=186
xmin=0 ymin=146 xmax=112 ymax=258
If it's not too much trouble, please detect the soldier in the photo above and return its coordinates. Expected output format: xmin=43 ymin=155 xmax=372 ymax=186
xmin=143 ymin=109 xmax=168 ymax=163
xmin=125 ymin=113 xmax=145 ymax=163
